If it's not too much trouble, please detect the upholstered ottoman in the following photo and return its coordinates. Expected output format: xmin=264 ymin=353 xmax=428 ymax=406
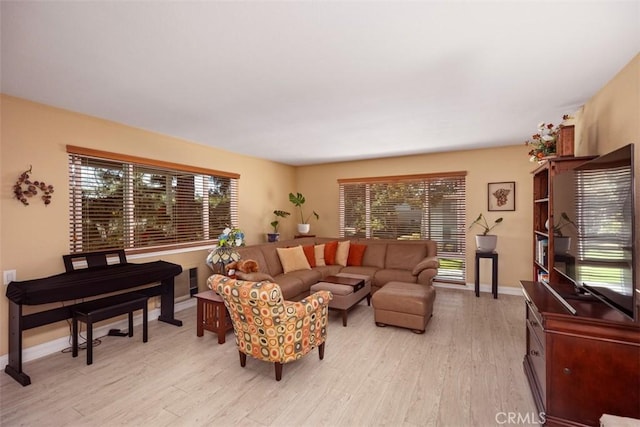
xmin=371 ymin=281 xmax=436 ymax=333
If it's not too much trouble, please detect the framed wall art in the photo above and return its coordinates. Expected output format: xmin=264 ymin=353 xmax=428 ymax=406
xmin=488 ymin=181 xmax=515 ymax=211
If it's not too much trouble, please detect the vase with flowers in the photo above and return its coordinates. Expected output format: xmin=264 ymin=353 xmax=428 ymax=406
xmin=525 ymin=115 xmax=573 ymax=163
xmin=206 ymin=225 xmax=245 ymax=273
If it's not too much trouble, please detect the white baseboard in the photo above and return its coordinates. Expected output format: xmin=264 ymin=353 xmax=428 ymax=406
xmin=434 ymin=281 xmax=524 ymax=297
xmin=0 ymin=297 xmax=196 ymax=368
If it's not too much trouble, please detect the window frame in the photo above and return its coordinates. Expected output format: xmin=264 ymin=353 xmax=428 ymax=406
xmin=67 ymin=145 xmax=239 ymax=254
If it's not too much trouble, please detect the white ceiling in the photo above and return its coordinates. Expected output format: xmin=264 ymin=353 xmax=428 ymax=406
xmin=2 ymin=1 xmax=638 ymax=166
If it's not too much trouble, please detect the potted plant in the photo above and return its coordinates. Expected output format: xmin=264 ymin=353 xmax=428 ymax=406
xmin=551 ymin=212 xmax=576 ymax=254
xmin=267 ymin=210 xmax=290 ymax=242
xmin=469 ymin=213 xmax=503 ymax=252
xmin=289 ymin=192 xmax=319 ymax=234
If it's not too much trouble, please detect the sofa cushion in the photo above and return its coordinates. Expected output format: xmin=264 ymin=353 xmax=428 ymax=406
xmin=324 ymin=240 xmax=338 ymax=265
xmin=339 ymin=266 xmax=379 ymax=279
xmin=283 ymin=268 xmax=323 ymax=286
xmin=374 ymin=269 xmax=417 ymax=288
xmin=314 ymin=244 xmax=326 ymax=266
xmin=236 ymin=271 xmax=275 ymax=282
xmin=236 ymin=247 xmax=271 ymax=276
xmin=347 ymin=243 xmax=367 ymax=266
xmin=271 ymin=274 xmax=309 ymax=300
xmin=302 ymin=245 xmax=316 ymax=267
xmin=276 ymin=246 xmax=311 ymax=274
xmin=361 ymin=243 xmax=387 ymax=269
xmin=385 ymin=244 xmax=427 ymax=271
xmin=313 ymin=265 xmax=343 ymax=277
xmin=335 ymin=240 xmax=350 ymax=266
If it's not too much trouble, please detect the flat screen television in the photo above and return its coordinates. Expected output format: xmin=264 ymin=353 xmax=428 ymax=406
xmin=552 ymin=143 xmax=636 ymax=319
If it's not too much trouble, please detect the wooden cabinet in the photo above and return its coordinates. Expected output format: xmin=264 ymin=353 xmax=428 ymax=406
xmin=531 ymin=157 xmax=594 ymax=285
xmin=527 ymin=153 xmax=639 ymax=425
xmin=521 ymin=281 xmax=640 ymax=426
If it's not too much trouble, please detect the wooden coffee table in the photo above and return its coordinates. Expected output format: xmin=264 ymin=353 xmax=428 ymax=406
xmin=195 ymin=290 xmax=233 ymax=344
xmin=311 ymin=274 xmax=371 ymax=326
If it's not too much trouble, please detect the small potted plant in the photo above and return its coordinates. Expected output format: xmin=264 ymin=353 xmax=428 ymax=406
xmin=289 ymin=192 xmax=319 ymax=234
xmin=551 ymin=212 xmax=576 ymax=254
xmin=267 ymin=210 xmax=290 ymax=242
xmin=469 ymin=213 xmax=503 ymax=252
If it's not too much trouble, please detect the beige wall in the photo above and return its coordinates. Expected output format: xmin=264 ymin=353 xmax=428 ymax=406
xmin=0 ymin=95 xmax=296 ymax=354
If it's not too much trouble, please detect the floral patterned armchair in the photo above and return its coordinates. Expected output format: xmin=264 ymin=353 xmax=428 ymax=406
xmin=207 ymin=274 xmax=332 ymax=381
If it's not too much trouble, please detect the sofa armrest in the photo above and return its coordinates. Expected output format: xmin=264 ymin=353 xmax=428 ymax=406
xmin=283 ymin=290 xmax=332 ymax=320
xmin=412 ymin=256 xmax=440 ymax=276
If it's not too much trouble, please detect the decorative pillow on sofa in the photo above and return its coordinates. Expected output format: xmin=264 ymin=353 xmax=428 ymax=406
xmin=324 ymin=240 xmax=338 ymax=265
xmin=276 ymin=246 xmax=311 ymax=274
xmin=347 ymin=243 xmax=367 ymax=266
xmin=236 ymin=271 xmax=276 ymax=282
xmin=302 ymin=245 xmax=316 ymax=268
xmin=314 ymin=244 xmax=326 ymax=266
xmin=335 ymin=240 xmax=350 ymax=266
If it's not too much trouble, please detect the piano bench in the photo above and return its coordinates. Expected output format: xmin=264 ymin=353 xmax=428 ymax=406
xmin=72 ymin=293 xmax=149 ymax=365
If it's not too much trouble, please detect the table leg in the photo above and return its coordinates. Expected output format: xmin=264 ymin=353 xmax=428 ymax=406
xmin=493 ymin=256 xmax=499 ymax=299
xmin=475 ymin=254 xmax=480 ymax=297
xmin=196 ymin=297 xmax=204 ymax=337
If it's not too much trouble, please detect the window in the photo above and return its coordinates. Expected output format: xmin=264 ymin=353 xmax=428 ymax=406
xmin=68 ymin=145 xmax=239 ymax=253
xmin=339 ymin=172 xmax=467 ymax=283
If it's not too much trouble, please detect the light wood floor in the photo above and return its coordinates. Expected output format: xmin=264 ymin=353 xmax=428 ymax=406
xmin=1 ymin=287 xmax=538 ymax=426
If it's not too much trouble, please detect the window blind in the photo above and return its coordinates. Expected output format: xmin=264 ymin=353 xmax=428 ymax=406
xmin=575 ymin=164 xmax=633 ymax=290
xmin=68 ymin=146 xmax=239 ymax=253
xmin=339 ymin=172 xmax=467 ymax=283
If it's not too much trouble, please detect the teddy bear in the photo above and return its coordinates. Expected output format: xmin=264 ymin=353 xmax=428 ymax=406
xmin=225 ymin=259 xmax=259 ymax=275
xmin=225 ymin=259 xmax=274 ymax=282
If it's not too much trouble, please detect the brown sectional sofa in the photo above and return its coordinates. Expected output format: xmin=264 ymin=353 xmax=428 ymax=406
xmin=234 ymin=237 xmax=438 ymax=301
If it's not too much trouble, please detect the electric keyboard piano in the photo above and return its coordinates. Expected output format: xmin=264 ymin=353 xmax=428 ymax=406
xmin=4 ymin=249 xmax=183 ymax=386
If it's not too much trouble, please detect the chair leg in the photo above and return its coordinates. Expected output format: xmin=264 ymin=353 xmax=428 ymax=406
xmin=318 ymin=342 xmax=325 ymax=360
xmin=274 ymin=362 xmax=283 ymax=381
xmin=239 ymin=351 xmax=246 ymax=367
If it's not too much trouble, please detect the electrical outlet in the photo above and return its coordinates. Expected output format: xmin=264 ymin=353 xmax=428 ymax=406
xmin=3 ymin=270 xmax=16 ymax=285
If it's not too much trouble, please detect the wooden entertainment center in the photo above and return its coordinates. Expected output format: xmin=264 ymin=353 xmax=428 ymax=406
xmin=522 ymin=157 xmax=640 ymax=426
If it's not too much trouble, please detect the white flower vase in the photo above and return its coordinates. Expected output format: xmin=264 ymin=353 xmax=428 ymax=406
xmin=297 ymin=223 xmax=311 ymax=234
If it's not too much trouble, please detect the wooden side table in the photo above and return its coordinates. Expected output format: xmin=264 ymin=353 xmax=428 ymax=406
xmin=195 ymin=290 xmax=233 ymax=344
xmin=475 ymin=251 xmax=498 ymax=299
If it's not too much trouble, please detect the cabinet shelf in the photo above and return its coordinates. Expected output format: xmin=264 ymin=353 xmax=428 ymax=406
xmin=531 ymin=157 xmax=594 ymax=284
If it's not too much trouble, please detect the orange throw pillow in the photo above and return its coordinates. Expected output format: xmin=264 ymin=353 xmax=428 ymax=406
xmin=347 ymin=243 xmax=367 ymax=266
xmin=302 ymin=245 xmax=316 ymax=267
xmin=324 ymin=240 xmax=338 ymax=265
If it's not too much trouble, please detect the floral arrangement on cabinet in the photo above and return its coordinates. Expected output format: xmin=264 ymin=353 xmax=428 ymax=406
xmin=525 ymin=114 xmax=572 ymax=162
xmin=217 ymin=225 xmax=245 ymax=247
